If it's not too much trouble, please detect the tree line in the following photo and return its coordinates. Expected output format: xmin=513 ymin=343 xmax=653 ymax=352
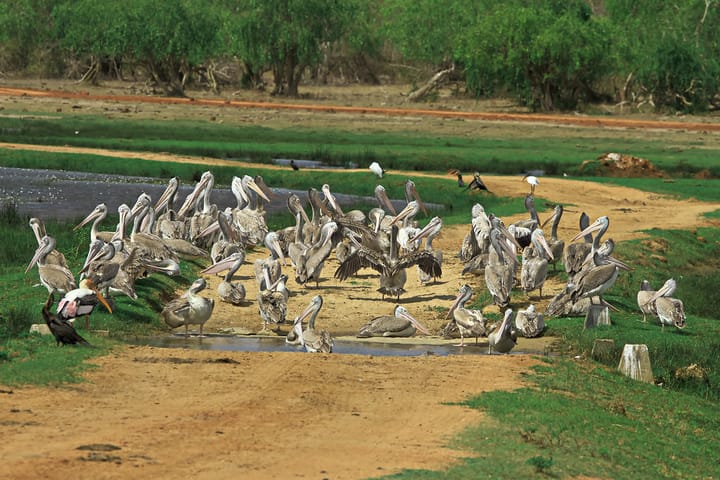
xmin=1 ymin=0 xmax=718 ymax=112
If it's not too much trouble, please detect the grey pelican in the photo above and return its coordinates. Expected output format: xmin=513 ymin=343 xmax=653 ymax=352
xmin=205 ymin=210 xmax=243 ymax=263
xmin=127 ymin=193 xmax=181 ymax=263
xmin=357 ymin=305 xmax=431 ymax=338
xmin=42 ymin=293 xmax=90 ymax=346
xmin=374 ymin=185 xmax=397 ymax=216
xmin=74 ymin=203 xmax=117 ymax=244
xmin=82 ymin=241 xmax=139 ymax=300
xmin=510 ymin=195 xmax=540 ymax=247
xmin=29 ymin=218 xmax=67 ymax=268
xmin=334 ymin=224 xmax=441 ymax=300
xmin=25 ymin=235 xmax=76 ymax=294
xmin=291 ymin=295 xmax=333 ymax=353
xmin=514 ymin=304 xmax=545 ymax=338
xmin=254 ymin=231 xmax=286 ymax=290
xmin=188 ymin=172 xmax=219 ymax=246
xmin=522 ymin=174 xmax=539 ymax=195
xmin=564 ymin=212 xmax=592 ymax=280
xmin=403 ymin=179 xmax=428 ymax=217
xmin=369 ymin=161 xmax=385 ymax=178
xmin=257 ymin=269 xmax=289 ymax=332
xmin=445 ymin=284 xmax=487 ymax=346
xmin=161 ymin=278 xmax=215 ymax=337
xmin=295 ymin=221 xmax=338 ymax=287
xmin=412 ymin=216 xmax=443 ymax=285
xmin=643 ymin=279 xmax=685 ymax=331
xmin=321 ymin=183 xmax=344 ymax=216
xmin=465 ymin=172 xmax=490 ymax=193
xmin=229 ymin=175 xmax=270 ymax=247
xmin=520 ymin=229 xmax=554 ymax=299
xmin=636 ymin=279 xmax=657 ymax=322
xmin=488 ymin=308 xmax=517 ymax=354
xmin=485 ymin=229 xmax=518 ymax=309
xmin=134 ymin=194 xmax=206 ymax=258
xmin=153 ymin=176 xmax=187 ymax=240
xmin=541 ymin=204 xmax=565 ymax=270
xmin=567 ymin=215 xmax=630 ymax=307
xmin=201 ymin=252 xmax=247 ymax=306
xmin=57 ymin=278 xmax=113 ymax=329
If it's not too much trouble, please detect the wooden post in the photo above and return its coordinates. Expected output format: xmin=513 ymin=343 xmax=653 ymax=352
xmin=618 ymin=344 xmax=654 ymax=384
xmin=591 ymin=338 xmax=615 ymax=363
xmin=584 ymin=305 xmax=611 ymax=329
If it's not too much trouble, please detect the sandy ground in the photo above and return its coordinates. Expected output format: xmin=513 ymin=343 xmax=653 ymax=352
xmin=2 ymin=83 xmax=720 ymax=479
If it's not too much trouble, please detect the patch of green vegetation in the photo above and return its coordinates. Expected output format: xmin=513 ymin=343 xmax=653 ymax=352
xmin=577 ymin=176 xmax=720 ymax=202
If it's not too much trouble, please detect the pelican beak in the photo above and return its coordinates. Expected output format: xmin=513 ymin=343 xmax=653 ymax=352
xmin=535 ymin=230 xmax=555 ymax=261
xmin=643 ymin=278 xmax=675 ymax=305
xmin=608 ymin=255 xmax=632 ymax=271
xmin=390 ymin=201 xmax=416 ymax=226
xmin=154 ymin=178 xmax=178 ymax=212
xmin=410 ymin=216 xmax=442 ymax=243
xmin=400 ymin=310 xmax=431 ymax=336
xmin=201 ymin=252 xmax=243 ymax=275
xmin=74 ymin=204 xmax=105 ymax=231
xmin=541 ymin=209 xmax=558 ymax=229
xmin=375 ymin=186 xmax=397 ymax=216
xmin=253 ymin=176 xmax=276 ymax=201
xmin=177 ymin=172 xmax=212 ymax=218
xmin=196 ymin=219 xmax=220 ymax=239
xmin=269 ymin=235 xmax=286 ymax=266
xmin=446 ymin=288 xmax=467 ymax=319
xmin=25 ymin=243 xmax=46 ymax=274
xmin=246 ymin=177 xmax=271 ymax=203
xmin=571 ymin=217 xmax=605 ymax=242
xmin=407 ymin=182 xmax=428 ymax=216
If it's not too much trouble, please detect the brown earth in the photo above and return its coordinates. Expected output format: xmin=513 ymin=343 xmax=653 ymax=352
xmin=2 ymin=81 xmax=720 ymax=480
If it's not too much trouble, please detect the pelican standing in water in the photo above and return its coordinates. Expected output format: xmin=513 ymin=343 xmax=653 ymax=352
xmin=445 ymin=284 xmax=487 ymax=346
xmin=488 ymin=308 xmax=517 ymax=354
xmin=161 ymin=278 xmax=215 ymax=337
xmin=357 ymin=305 xmax=431 ymax=338
xmin=291 ymin=295 xmax=333 ymax=353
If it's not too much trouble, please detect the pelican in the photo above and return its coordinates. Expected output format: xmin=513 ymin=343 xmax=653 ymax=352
xmin=254 ymin=231 xmax=286 ymax=290
xmin=295 ymin=221 xmax=338 ymax=287
xmin=485 ymin=229 xmax=518 ymax=309
xmin=522 ymin=174 xmax=539 ymax=194
xmin=229 ymin=175 xmax=271 ymax=247
xmin=127 ymin=193 xmax=181 ymax=263
xmin=56 ymin=278 xmax=113 ymax=329
xmin=25 ymin=235 xmax=76 ymax=294
xmin=636 ymin=279 xmax=657 ymax=322
xmin=520 ymin=229 xmax=554 ymax=299
xmin=459 ymin=203 xmax=492 ymax=271
xmin=412 ymin=216 xmax=443 ymax=285
xmin=321 ymin=183 xmax=344 ymax=216
xmin=29 ymin=218 xmax=67 ymax=268
xmin=291 ymin=295 xmax=333 ymax=353
xmin=642 ymin=279 xmax=685 ymax=331
xmin=201 ymin=252 xmax=247 ymax=306
xmin=334 ymin=224 xmax=441 ymax=300
xmin=357 ymin=305 xmax=431 ymax=338
xmin=374 ymin=184 xmax=397 ymax=216
xmin=404 ymin=179 xmax=428 ymax=217
xmin=257 ymin=269 xmax=289 ymax=332
xmin=74 ymin=203 xmax=116 ymax=244
xmin=445 ymin=284 xmax=487 ymax=346
xmin=510 ymin=195 xmax=540 ymax=247
xmin=82 ymin=242 xmax=139 ymax=300
xmin=161 ymin=278 xmax=215 ymax=337
xmin=206 ymin=210 xmax=243 ymax=263
xmin=153 ymin=176 xmax=187 ymax=240
xmin=369 ymin=161 xmax=385 ymax=178
xmin=488 ymin=308 xmax=517 ymax=354
xmin=514 ymin=304 xmax=544 ymax=338
xmin=541 ymin=204 xmax=565 ymax=270
xmin=465 ymin=172 xmax=490 ymax=193
xmin=564 ymin=212 xmax=592 ymax=280
xmin=42 ymin=293 xmax=90 ymax=346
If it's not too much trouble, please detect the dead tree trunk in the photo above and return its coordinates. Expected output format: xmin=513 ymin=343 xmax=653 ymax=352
xmin=407 ymin=65 xmax=455 ymax=102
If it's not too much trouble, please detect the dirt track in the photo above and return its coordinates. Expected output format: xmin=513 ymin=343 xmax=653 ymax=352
xmin=2 ymin=83 xmax=720 ymax=480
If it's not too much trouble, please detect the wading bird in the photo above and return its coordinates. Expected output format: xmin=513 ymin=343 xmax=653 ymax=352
xmin=161 ymin=278 xmax=215 ymax=337
xmin=291 ymin=295 xmax=333 ymax=353
xmin=56 ymin=278 xmax=113 ymax=329
xmin=357 ymin=305 xmax=431 ymax=338
xmin=488 ymin=308 xmax=517 ymax=354
xmin=369 ymin=161 xmax=385 ymax=178
xmin=445 ymin=284 xmax=487 ymax=346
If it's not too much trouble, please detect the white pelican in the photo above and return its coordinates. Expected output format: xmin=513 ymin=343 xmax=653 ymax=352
xmin=161 ymin=278 xmax=215 ymax=337
xmin=514 ymin=304 xmax=545 ymax=338
xmin=642 ymin=279 xmax=686 ymax=331
xmin=541 ymin=204 xmax=565 ymax=271
xmin=29 ymin=218 xmax=67 ymax=268
xmin=357 ymin=305 xmax=431 ymax=338
xmin=25 ymin=235 xmax=76 ymax=295
xmin=520 ymin=229 xmax=554 ymax=299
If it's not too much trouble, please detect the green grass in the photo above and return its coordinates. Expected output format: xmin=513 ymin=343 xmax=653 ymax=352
xmin=2 ymin=111 xmax=720 ymax=176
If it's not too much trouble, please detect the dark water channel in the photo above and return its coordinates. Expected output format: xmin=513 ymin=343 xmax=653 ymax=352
xmin=128 ymin=333 xmax=539 ymax=357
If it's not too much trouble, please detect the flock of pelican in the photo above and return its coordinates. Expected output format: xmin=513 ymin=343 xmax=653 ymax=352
xmin=24 ymin=169 xmax=686 ymax=352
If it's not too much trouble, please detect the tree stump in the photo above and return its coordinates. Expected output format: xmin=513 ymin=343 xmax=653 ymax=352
xmin=591 ymin=338 xmax=615 ymax=363
xmin=584 ymin=305 xmax=611 ymax=329
xmin=618 ymin=344 xmax=654 ymax=384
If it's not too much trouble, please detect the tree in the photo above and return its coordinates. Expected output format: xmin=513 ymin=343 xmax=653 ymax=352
xmin=231 ymin=0 xmax=362 ymax=96
xmin=0 ymin=0 xmax=62 ymax=74
xmin=458 ymin=0 xmax=618 ymax=111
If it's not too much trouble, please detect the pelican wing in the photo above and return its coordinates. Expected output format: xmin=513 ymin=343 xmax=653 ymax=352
xmin=395 ymin=251 xmax=442 ymax=278
xmin=334 ymin=248 xmax=386 ymax=281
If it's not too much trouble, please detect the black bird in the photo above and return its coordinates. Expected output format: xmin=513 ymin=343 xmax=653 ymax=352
xmin=448 ymin=168 xmax=465 ymax=187
xmin=290 ymin=159 xmax=300 ymax=171
xmin=466 ymin=172 xmax=491 ymax=193
xmin=42 ymin=293 xmax=91 ymax=346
